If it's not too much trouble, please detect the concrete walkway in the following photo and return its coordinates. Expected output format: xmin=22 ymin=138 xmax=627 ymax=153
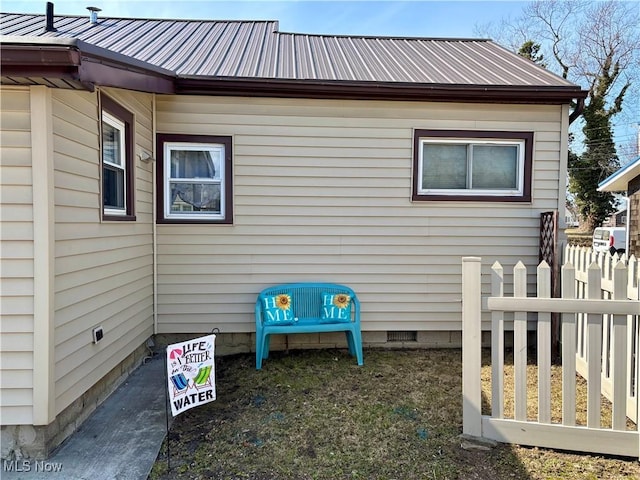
xmin=3 ymin=354 xmax=168 ymax=480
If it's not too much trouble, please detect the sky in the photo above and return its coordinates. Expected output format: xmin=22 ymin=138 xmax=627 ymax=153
xmin=2 ymin=0 xmax=530 ymax=38
xmin=2 ymin=0 xmax=638 ymax=160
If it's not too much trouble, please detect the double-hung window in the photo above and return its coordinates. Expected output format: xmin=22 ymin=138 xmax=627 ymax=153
xmin=101 ymin=94 xmax=134 ymax=220
xmin=413 ymin=130 xmax=533 ymax=202
xmin=157 ymin=134 xmax=233 ymax=224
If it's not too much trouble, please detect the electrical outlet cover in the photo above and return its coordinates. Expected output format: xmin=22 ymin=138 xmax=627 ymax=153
xmin=93 ymin=327 xmax=104 ymax=343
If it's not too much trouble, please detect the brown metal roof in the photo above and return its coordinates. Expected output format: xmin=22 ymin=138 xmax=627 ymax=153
xmin=0 ymin=12 xmax=586 ymax=102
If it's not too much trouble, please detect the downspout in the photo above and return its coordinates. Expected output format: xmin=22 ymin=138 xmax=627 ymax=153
xmin=563 ymin=97 xmax=584 ymax=230
xmin=152 ymin=92 xmax=158 ymax=335
xmin=569 ymin=97 xmax=585 ymax=125
xmin=632 ymin=129 xmax=640 ymax=255
xmin=558 ymin=104 xmax=570 ymax=232
xmin=625 ymin=201 xmax=630 ymax=254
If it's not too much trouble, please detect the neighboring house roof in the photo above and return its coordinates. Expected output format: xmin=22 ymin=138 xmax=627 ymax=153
xmin=599 ymin=156 xmax=640 ymax=192
xmin=0 ymin=11 xmax=587 ymax=102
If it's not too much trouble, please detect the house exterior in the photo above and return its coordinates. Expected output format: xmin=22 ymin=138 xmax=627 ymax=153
xmin=599 ymin=156 xmax=640 ymax=257
xmin=0 ymin=9 xmax=587 ymax=458
xmin=603 ymin=209 xmax=627 ymax=228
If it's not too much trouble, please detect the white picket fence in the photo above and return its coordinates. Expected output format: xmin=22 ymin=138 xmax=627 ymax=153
xmin=564 ymin=245 xmax=640 ymax=424
xmin=461 ymin=255 xmax=640 ymax=458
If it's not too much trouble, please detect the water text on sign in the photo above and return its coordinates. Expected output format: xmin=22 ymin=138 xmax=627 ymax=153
xmin=172 ymin=389 xmax=215 ymax=411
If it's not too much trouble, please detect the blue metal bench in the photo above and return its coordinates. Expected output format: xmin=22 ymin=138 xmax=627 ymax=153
xmin=255 ymin=283 xmax=364 ymax=369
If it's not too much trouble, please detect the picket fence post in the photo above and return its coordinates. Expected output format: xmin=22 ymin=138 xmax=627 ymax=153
xmin=491 ymin=261 xmax=504 ymax=419
xmin=513 ymin=261 xmax=527 ymax=421
xmin=537 ymin=261 xmax=551 ymax=424
xmin=561 ymin=262 xmax=577 ymax=426
xmin=461 ymin=257 xmax=482 ymax=437
xmin=587 ymin=263 xmax=603 ymax=428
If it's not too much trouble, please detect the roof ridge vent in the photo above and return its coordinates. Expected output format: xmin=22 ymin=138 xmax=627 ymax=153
xmin=44 ymin=2 xmax=56 ymax=32
xmin=87 ymin=6 xmax=101 ymax=25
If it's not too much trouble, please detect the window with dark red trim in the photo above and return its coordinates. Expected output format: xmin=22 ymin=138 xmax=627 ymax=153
xmin=412 ymin=130 xmax=533 ymax=202
xmin=101 ymin=93 xmax=135 ymax=220
xmin=156 ymin=134 xmax=233 ymax=224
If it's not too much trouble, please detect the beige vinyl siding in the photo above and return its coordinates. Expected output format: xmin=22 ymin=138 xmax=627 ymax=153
xmin=156 ymin=96 xmax=564 ymax=333
xmin=52 ymin=88 xmax=154 ymax=414
xmin=0 ymin=86 xmax=34 ymax=424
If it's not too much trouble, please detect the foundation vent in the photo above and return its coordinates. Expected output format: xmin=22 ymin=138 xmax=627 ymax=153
xmin=387 ymin=331 xmax=417 ymax=342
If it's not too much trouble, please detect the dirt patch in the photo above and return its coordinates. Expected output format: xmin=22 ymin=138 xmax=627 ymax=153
xmin=149 ymin=349 xmax=639 ymax=480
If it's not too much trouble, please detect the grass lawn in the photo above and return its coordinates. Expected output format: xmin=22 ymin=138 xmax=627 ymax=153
xmin=149 ymin=348 xmax=639 ymax=480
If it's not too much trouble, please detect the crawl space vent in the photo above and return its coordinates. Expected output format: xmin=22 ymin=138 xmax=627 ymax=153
xmin=387 ymin=331 xmax=417 ymax=342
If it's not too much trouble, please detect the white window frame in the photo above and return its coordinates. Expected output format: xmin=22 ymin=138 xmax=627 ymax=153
xmin=417 ymin=138 xmax=526 ymax=197
xmin=102 ymin=111 xmax=127 ymax=216
xmin=163 ymin=142 xmax=226 ymax=221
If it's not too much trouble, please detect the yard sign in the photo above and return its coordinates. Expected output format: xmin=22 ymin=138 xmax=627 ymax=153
xmin=166 ymin=334 xmax=216 ymax=416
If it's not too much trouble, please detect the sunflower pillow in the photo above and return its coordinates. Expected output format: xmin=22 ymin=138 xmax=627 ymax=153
xmin=262 ymin=293 xmax=295 ymax=325
xmin=320 ymin=292 xmax=352 ymax=323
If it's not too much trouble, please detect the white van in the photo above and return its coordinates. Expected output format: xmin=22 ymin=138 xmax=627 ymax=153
xmin=592 ymin=227 xmax=626 ymax=255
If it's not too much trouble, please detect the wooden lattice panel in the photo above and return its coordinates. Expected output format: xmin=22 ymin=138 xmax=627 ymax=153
xmin=539 ymin=211 xmax=557 ymax=268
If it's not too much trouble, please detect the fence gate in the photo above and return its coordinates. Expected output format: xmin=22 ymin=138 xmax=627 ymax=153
xmin=564 ymin=246 xmax=640 ymax=423
xmin=461 ymin=256 xmax=640 ymax=459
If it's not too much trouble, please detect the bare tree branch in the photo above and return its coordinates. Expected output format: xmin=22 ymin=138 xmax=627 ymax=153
xmin=486 ymin=0 xmax=640 ymax=230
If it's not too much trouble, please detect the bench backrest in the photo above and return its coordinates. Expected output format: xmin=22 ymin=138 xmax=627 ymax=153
xmin=256 ymin=283 xmax=359 ymax=322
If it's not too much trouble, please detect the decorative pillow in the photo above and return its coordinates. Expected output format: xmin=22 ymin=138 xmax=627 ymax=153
xmin=320 ymin=292 xmax=352 ymax=323
xmin=262 ymin=293 xmax=295 ymax=325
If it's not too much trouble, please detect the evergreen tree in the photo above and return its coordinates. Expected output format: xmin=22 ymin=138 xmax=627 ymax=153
xmin=569 ymin=89 xmax=622 ymax=229
xmin=517 ymin=40 xmax=546 ymax=68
